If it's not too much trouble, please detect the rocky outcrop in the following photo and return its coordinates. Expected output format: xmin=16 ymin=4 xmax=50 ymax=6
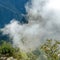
xmin=0 ymin=57 xmax=17 ymax=60
xmin=7 ymin=57 xmax=17 ymax=60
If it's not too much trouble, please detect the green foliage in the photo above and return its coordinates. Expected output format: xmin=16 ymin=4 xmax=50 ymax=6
xmin=0 ymin=41 xmax=16 ymax=57
xmin=14 ymin=50 xmax=29 ymax=60
xmin=0 ymin=40 xmax=60 ymax=60
xmin=27 ymin=52 xmax=38 ymax=60
xmin=0 ymin=41 xmax=30 ymax=60
xmin=41 ymin=39 xmax=60 ymax=60
xmin=0 ymin=41 xmax=39 ymax=60
xmin=0 ymin=41 xmax=42 ymax=60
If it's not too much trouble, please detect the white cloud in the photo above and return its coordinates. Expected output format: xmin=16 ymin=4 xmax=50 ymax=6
xmin=1 ymin=19 xmax=42 ymax=51
xmin=1 ymin=0 xmax=60 ymax=52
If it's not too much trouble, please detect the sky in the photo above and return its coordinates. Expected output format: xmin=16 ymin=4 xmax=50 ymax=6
xmin=0 ymin=0 xmax=28 ymax=28
xmin=0 ymin=0 xmax=28 ymax=43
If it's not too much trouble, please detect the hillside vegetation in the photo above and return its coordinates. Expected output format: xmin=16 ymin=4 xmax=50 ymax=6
xmin=0 ymin=40 xmax=60 ymax=60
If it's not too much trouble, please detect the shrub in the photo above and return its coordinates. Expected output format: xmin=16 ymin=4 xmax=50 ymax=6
xmin=40 ymin=39 xmax=60 ymax=60
xmin=0 ymin=41 xmax=29 ymax=60
xmin=0 ymin=41 xmax=16 ymax=57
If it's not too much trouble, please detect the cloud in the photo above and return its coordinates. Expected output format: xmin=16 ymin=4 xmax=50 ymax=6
xmin=1 ymin=19 xmax=41 ymax=51
xmin=1 ymin=0 xmax=60 ymax=51
xmin=25 ymin=0 xmax=60 ymax=40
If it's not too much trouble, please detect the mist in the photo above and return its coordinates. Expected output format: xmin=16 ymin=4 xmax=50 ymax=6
xmin=1 ymin=0 xmax=60 ymax=52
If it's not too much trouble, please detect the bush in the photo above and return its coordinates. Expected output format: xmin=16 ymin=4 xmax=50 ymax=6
xmin=40 ymin=39 xmax=60 ymax=60
xmin=0 ymin=41 xmax=29 ymax=60
xmin=1 ymin=39 xmax=60 ymax=60
xmin=0 ymin=41 xmax=16 ymax=57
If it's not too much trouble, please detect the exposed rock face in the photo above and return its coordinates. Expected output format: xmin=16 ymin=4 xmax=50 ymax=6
xmin=0 ymin=57 xmax=17 ymax=60
xmin=7 ymin=57 xmax=17 ymax=60
xmin=0 ymin=57 xmax=7 ymax=60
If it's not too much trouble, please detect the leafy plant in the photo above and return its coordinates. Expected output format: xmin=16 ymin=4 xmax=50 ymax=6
xmin=41 ymin=39 xmax=60 ymax=60
xmin=0 ymin=41 xmax=16 ymax=57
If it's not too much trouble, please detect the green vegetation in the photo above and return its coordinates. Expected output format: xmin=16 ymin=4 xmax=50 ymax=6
xmin=0 ymin=41 xmax=29 ymax=60
xmin=41 ymin=39 xmax=60 ymax=60
xmin=0 ymin=41 xmax=16 ymax=57
xmin=0 ymin=40 xmax=60 ymax=60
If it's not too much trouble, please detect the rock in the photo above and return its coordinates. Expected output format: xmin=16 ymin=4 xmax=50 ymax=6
xmin=0 ymin=57 xmax=7 ymax=60
xmin=7 ymin=57 xmax=17 ymax=60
